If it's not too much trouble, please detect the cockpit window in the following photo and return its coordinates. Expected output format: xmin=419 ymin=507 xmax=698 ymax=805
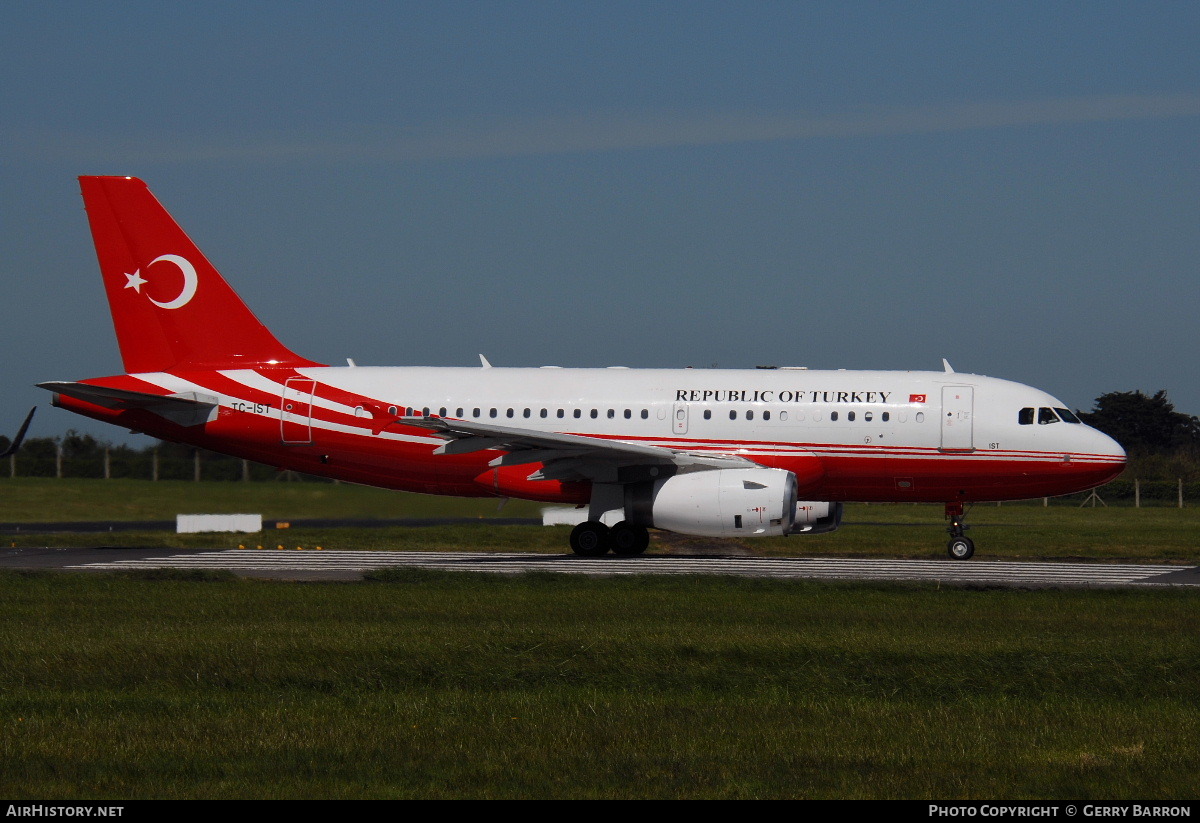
xmin=1018 ymin=408 xmax=1034 ymax=425
xmin=1055 ymin=408 xmax=1081 ymax=424
xmin=1038 ymin=407 xmax=1060 ymax=425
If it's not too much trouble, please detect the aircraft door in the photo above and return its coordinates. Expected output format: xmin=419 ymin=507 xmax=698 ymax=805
xmin=672 ymin=403 xmax=689 ymax=435
xmin=281 ymin=378 xmax=316 ymax=444
xmin=940 ymin=385 xmax=974 ymax=451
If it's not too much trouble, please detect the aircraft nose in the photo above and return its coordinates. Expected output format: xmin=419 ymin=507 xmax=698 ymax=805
xmin=1096 ymin=429 xmax=1126 ymax=461
xmin=1088 ymin=428 xmax=1127 ymax=484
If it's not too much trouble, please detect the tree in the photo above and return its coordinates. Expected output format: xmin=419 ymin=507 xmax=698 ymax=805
xmin=1077 ymin=390 xmax=1200 ymax=454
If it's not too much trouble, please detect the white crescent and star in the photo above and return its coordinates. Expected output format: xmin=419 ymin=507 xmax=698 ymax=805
xmin=123 ymin=254 xmax=199 ymax=310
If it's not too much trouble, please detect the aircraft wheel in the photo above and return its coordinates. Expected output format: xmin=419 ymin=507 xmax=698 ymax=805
xmin=570 ymin=521 xmax=610 ymax=556
xmin=947 ymin=536 xmax=975 ymax=561
xmin=610 ymin=522 xmax=650 ymax=556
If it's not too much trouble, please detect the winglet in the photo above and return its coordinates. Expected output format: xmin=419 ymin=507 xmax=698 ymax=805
xmin=479 ymin=354 xmax=492 ymax=369
xmin=0 ymin=407 xmax=36 ymax=458
xmin=942 ymin=358 xmax=955 ymax=373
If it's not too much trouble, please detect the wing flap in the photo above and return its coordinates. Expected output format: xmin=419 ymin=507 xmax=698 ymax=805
xmin=402 ymin=414 xmax=758 ymax=483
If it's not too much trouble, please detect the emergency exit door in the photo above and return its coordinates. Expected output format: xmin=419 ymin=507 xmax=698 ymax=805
xmin=672 ymin=403 xmax=689 ymax=435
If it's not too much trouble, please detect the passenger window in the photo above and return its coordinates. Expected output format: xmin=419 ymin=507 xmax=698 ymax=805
xmin=1038 ymin=407 xmax=1059 ymax=425
xmin=641 ymin=410 xmax=648 ymax=419
xmin=439 ymin=407 xmax=447 ymax=417
xmin=763 ymin=411 xmax=771 ymax=421
xmin=473 ymin=408 xmax=480 ymax=418
xmin=847 ymin=411 xmax=855 ymax=422
xmin=746 ymin=410 xmax=754 ymax=421
xmin=489 ymin=409 xmax=497 ymax=418
xmin=881 ymin=412 xmax=889 ymax=422
xmin=590 ymin=409 xmax=598 ymax=419
xmin=540 ymin=409 xmax=547 ymax=418
xmin=729 ymin=410 xmax=737 ymax=420
xmin=830 ymin=411 xmax=839 ymax=421
xmin=573 ymin=409 xmax=581 ymax=419
xmin=523 ymin=408 xmax=531 ymax=418
xmin=607 ymin=409 xmax=615 ymax=419
xmin=780 ymin=411 xmax=788 ymax=421
xmin=915 ymin=412 xmax=924 ymax=423
xmin=864 ymin=412 xmax=872 ymax=422
xmin=506 ymin=408 xmax=514 ymax=418
xmin=387 ymin=406 xmax=398 ymax=416
xmin=1055 ymin=408 xmax=1081 ymax=424
xmin=556 ymin=409 xmax=564 ymax=418
xmin=422 ymin=407 xmax=430 ymax=417
xmin=704 ymin=410 xmax=712 ymax=420
xmin=456 ymin=408 xmax=464 ymax=418
xmin=1019 ymin=408 xmax=1034 ymax=425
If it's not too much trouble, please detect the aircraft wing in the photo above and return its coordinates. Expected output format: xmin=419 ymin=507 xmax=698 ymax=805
xmin=402 ymin=415 xmax=757 ymax=483
xmin=37 ymin=381 xmax=218 ymax=427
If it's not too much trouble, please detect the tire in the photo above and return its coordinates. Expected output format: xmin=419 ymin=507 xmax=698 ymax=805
xmin=610 ymin=522 xmax=650 ymax=556
xmin=947 ymin=536 xmax=975 ymax=560
xmin=570 ymin=521 xmax=610 ymax=556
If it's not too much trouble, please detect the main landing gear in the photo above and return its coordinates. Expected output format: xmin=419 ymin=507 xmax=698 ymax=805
xmin=569 ymin=520 xmax=650 ymax=557
xmin=945 ymin=502 xmax=974 ymax=560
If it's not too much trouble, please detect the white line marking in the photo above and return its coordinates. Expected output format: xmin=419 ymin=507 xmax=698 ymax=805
xmin=66 ymin=551 xmax=1200 ymax=587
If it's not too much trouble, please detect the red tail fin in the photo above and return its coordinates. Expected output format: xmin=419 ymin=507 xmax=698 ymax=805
xmin=79 ymin=176 xmax=321 ymax=373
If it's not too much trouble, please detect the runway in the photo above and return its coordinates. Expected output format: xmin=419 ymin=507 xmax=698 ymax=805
xmin=5 ymin=546 xmax=1194 ymax=588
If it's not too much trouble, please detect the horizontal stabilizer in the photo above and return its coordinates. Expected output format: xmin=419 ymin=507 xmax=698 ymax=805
xmin=37 ymin=381 xmax=218 ymax=427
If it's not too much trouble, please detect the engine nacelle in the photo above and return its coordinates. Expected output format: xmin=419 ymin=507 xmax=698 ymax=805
xmin=789 ymin=501 xmax=843 ymax=535
xmin=633 ymin=468 xmax=798 ymax=538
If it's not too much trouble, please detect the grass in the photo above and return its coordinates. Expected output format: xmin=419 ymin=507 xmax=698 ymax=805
xmin=1 ymin=479 xmax=1198 ymax=798
xmin=0 ymin=569 xmax=1197 ymax=799
xmin=0 ymin=477 xmax=549 ymax=521
xmin=3 ymin=477 xmax=1198 ymax=564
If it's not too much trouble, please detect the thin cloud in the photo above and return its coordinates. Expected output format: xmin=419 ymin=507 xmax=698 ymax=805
xmin=9 ymin=92 xmax=1200 ymax=164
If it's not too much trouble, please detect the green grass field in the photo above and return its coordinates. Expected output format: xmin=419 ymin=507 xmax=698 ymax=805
xmin=1 ymin=478 xmax=1198 ymax=799
xmin=0 ymin=477 xmax=548 ymax=522
xmin=1 ymin=569 xmax=1197 ymax=799
xmin=2 ymin=478 xmax=1197 ymax=564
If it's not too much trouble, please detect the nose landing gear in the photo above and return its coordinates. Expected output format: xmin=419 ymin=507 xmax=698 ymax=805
xmin=945 ymin=502 xmax=974 ymax=560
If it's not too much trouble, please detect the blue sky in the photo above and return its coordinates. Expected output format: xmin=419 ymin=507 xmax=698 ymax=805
xmin=3 ymin=2 xmax=1198 ymax=445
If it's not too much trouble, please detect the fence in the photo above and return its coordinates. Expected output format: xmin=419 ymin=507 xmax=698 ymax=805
xmin=1067 ymin=478 xmax=1192 ymax=508
xmin=5 ymin=446 xmax=316 ymax=483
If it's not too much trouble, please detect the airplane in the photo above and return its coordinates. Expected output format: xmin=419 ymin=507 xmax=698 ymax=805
xmin=39 ymin=176 xmax=1126 ymax=560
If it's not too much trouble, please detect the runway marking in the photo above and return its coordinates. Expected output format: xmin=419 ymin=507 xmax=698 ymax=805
xmin=67 ymin=550 xmax=1200 ymax=588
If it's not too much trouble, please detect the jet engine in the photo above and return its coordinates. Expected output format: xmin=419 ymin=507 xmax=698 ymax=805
xmin=627 ymin=468 xmax=798 ymax=538
xmin=790 ymin=501 xmax=843 ymax=535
